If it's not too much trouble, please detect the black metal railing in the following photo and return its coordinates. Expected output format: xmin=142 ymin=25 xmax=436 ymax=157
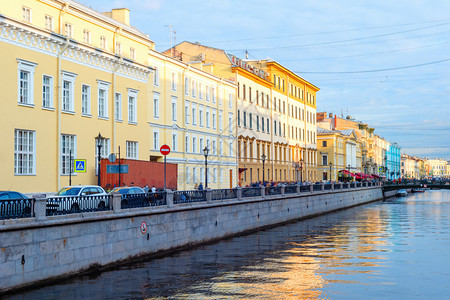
xmin=211 ymin=189 xmax=237 ymax=201
xmin=173 ymin=190 xmax=206 ymax=204
xmin=324 ymin=184 xmax=332 ymax=191
xmin=313 ymin=184 xmax=322 ymax=191
xmin=46 ymin=195 xmax=112 ymax=216
xmin=300 ymin=185 xmax=310 ymax=192
xmin=0 ymin=198 xmax=35 ymax=220
xmin=265 ymin=186 xmax=282 ymax=196
xmin=285 ymin=185 xmax=297 ymax=194
xmin=120 ymin=192 xmax=166 ymax=209
xmin=242 ymin=187 xmax=261 ymax=198
xmin=334 ymin=183 xmax=342 ymax=190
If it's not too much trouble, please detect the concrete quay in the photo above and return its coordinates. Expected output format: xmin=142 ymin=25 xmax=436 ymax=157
xmin=0 ymin=185 xmax=383 ymax=294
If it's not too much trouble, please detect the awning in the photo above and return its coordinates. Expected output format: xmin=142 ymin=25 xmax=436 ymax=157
xmin=371 ymin=174 xmax=380 ymax=178
xmin=340 ymin=170 xmax=356 ymax=177
xmin=356 ymin=172 xmax=373 ymax=179
xmin=238 ymin=168 xmax=247 ymax=173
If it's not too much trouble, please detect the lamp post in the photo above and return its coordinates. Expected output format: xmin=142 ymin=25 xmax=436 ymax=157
xmin=261 ymin=154 xmax=266 ymax=184
xmin=299 ymin=159 xmax=303 ymax=183
xmin=95 ymin=132 xmax=104 ymax=187
xmin=329 ymin=162 xmax=333 ymax=182
xmin=203 ymin=146 xmax=209 ymax=188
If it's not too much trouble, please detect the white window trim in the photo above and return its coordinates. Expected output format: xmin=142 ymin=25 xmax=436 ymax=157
xmin=115 ymin=92 xmax=122 ymax=121
xmin=127 ymin=88 xmax=139 ymax=124
xmin=60 ymin=134 xmax=77 ymax=176
xmin=81 ymin=84 xmax=91 ymax=116
xmin=126 ymin=141 xmax=139 ymax=159
xmin=17 ymin=59 xmax=38 ymax=106
xmin=42 ymin=74 xmax=54 ymax=109
xmin=61 ymin=71 xmax=77 ymax=113
xmin=153 ymin=91 xmax=160 ymax=119
xmin=14 ymin=129 xmax=36 ymax=175
xmin=97 ymin=80 xmax=110 ymax=119
xmin=185 ymin=101 xmax=190 ymax=124
xmin=153 ymin=66 xmax=160 ymax=87
xmin=171 ymin=96 xmax=177 ymax=122
xmin=171 ymin=72 xmax=177 ymax=91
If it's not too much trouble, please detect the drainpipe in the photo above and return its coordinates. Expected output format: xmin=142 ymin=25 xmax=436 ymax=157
xmin=57 ymin=37 xmax=70 ymax=190
xmin=112 ymin=57 xmax=123 ymax=151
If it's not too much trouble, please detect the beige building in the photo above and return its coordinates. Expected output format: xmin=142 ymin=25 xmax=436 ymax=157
xmin=163 ymin=42 xmax=319 ymax=184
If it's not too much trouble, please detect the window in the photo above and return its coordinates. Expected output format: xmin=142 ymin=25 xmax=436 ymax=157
xmin=261 ymin=117 xmax=265 ymax=132
xmin=185 ymin=77 xmax=189 ymax=95
xmin=256 ymin=116 xmax=260 ymax=131
xmin=192 ymin=104 xmax=197 ymax=125
xmin=228 ymin=92 xmax=233 ymax=108
xmin=185 ymin=101 xmax=190 ymax=124
xmin=243 ymin=84 xmax=246 ymax=100
xmin=126 ymin=141 xmax=138 ymax=159
xmin=62 ymin=71 xmax=76 ymax=112
xmin=61 ymin=134 xmax=76 ymax=175
xmin=152 ymin=66 xmax=159 ymax=86
xmin=206 ymin=85 xmax=210 ymax=101
xmin=219 ymin=140 xmax=223 ymax=156
xmin=185 ymin=135 xmax=189 ymax=153
xmin=229 ymin=113 xmax=233 ymax=133
xmin=130 ymin=47 xmax=135 ymax=60
xmin=97 ymin=81 xmax=110 ymax=118
xmin=192 ymin=136 xmax=197 ymax=153
xmin=322 ymin=155 xmax=328 ymax=166
xmin=191 ymin=80 xmax=196 ymax=97
xmin=153 ymin=131 xmax=159 ymax=150
xmin=17 ymin=59 xmax=37 ymax=106
xmin=206 ymin=109 xmax=210 ymax=128
xmin=199 ymin=106 xmax=204 ymax=127
xmin=45 ymin=15 xmax=53 ymax=31
xmin=64 ymin=23 xmax=73 ymax=38
xmin=115 ymin=42 xmax=122 ymax=55
xmin=219 ymin=110 xmax=223 ymax=131
xmin=212 ymin=87 xmax=216 ymax=104
xmin=100 ymin=36 xmax=107 ymax=49
xmin=186 ymin=167 xmax=190 ymax=184
xmin=83 ymin=30 xmax=90 ymax=44
xmin=128 ymin=89 xmax=138 ymax=123
xmin=212 ymin=110 xmax=217 ymax=130
xmin=237 ymin=110 xmax=240 ymax=127
xmin=153 ymin=92 xmax=159 ymax=118
xmin=42 ymin=75 xmax=53 ymax=108
xmin=322 ymin=141 xmax=327 ymax=147
xmin=274 ymin=121 xmax=277 ymax=134
xmin=114 ymin=93 xmax=121 ymax=121
xmin=172 ymin=133 xmax=178 ymax=151
xmin=199 ymin=138 xmax=204 ymax=153
xmin=81 ymin=84 xmax=91 ymax=115
xmin=22 ymin=7 xmax=31 ymax=22
xmin=229 ymin=142 xmax=233 ymax=157
xmin=199 ymin=82 xmax=203 ymax=99
xmin=243 ymin=111 xmax=247 ymax=127
xmin=249 ymin=113 xmax=253 ymax=129
xmin=279 ymin=121 xmax=281 ymax=136
xmin=171 ymin=72 xmax=177 ymax=91
xmin=213 ymin=140 xmax=217 ymax=155
xmin=171 ymin=96 xmax=177 ymax=121
xmin=267 ymin=119 xmax=270 ymax=133
xmin=14 ymin=129 xmax=35 ymax=175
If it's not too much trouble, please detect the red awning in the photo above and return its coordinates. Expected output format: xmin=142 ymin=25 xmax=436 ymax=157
xmin=356 ymin=172 xmax=372 ymax=179
xmin=371 ymin=174 xmax=380 ymax=178
xmin=340 ymin=170 xmax=357 ymax=177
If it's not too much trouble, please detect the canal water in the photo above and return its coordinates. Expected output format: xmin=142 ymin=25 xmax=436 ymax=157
xmin=6 ymin=190 xmax=450 ymax=299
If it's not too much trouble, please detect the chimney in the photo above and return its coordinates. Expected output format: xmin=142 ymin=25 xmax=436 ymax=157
xmin=103 ymin=8 xmax=130 ymax=26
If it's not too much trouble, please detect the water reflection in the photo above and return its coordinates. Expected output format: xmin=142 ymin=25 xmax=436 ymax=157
xmin=7 ymin=190 xmax=450 ymax=299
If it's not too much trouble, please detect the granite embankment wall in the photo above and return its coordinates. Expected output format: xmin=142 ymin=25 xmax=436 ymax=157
xmin=0 ymin=186 xmax=383 ymax=293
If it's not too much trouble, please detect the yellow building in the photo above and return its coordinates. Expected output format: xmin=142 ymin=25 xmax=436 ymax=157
xmin=317 ymin=128 xmax=362 ymax=181
xmin=425 ymin=158 xmax=448 ymax=178
xmin=1 ymin=1 xmax=237 ymax=193
xmin=163 ymin=42 xmax=320 ymax=184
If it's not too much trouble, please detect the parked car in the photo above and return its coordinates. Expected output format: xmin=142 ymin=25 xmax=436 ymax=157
xmin=47 ymin=185 xmax=108 ymax=213
xmin=0 ymin=191 xmax=33 ymax=218
xmin=109 ymin=186 xmax=146 ymax=208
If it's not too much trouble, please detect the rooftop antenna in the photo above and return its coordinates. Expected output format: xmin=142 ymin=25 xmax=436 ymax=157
xmin=245 ymin=50 xmax=248 ymax=59
xmin=165 ymin=25 xmax=174 ymax=57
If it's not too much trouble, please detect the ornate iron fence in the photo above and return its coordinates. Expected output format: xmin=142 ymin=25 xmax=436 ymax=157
xmin=173 ymin=190 xmax=206 ymax=204
xmin=211 ymin=189 xmax=237 ymax=201
xmin=242 ymin=187 xmax=261 ymax=198
xmin=324 ymin=184 xmax=332 ymax=191
xmin=0 ymin=198 xmax=35 ymax=220
xmin=265 ymin=186 xmax=282 ymax=195
xmin=284 ymin=185 xmax=298 ymax=194
xmin=46 ymin=195 xmax=112 ymax=216
xmin=300 ymin=185 xmax=310 ymax=192
xmin=313 ymin=184 xmax=322 ymax=191
xmin=121 ymin=192 xmax=166 ymax=209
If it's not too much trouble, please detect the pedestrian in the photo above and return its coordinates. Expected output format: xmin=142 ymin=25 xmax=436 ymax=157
xmin=198 ymin=182 xmax=204 ymax=190
xmin=151 ymin=185 xmax=156 ymax=193
xmin=144 ymin=185 xmax=149 ymax=193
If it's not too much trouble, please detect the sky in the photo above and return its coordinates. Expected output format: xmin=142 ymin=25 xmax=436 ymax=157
xmin=78 ymin=0 xmax=450 ymax=160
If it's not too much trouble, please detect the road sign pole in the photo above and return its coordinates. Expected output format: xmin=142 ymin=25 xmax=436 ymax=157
xmin=118 ymin=146 xmax=121 ymax=187
xmin=69 ymin=149 xmax=72 ymax=186
xmin=164 ymin=155 xmax=167 ymax=190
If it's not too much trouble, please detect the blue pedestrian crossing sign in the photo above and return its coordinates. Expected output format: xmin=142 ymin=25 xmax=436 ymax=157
xmin=74 ymin=159 xmax=87 ymax=173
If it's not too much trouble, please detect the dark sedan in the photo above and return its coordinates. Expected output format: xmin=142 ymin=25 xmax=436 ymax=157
xmin=0 ymin=191 xmax=34 ymax=219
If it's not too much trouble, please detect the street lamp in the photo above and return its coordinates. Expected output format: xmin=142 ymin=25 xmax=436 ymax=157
xmin=299 ymin=159 xmax=303 ymax=183
xmin=329 ymin=162 xmax=333 ymax=182
xmin=261 ymin=154 xmax=266 ymax=184
xmin=95 ymin=132 xmax=104 ymax=187
xmin=203 ymin=146 xmax=209 ymax=188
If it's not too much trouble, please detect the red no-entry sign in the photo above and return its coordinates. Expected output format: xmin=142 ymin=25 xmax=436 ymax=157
xmin=160 ymin=144 xmax=170 ymax=156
